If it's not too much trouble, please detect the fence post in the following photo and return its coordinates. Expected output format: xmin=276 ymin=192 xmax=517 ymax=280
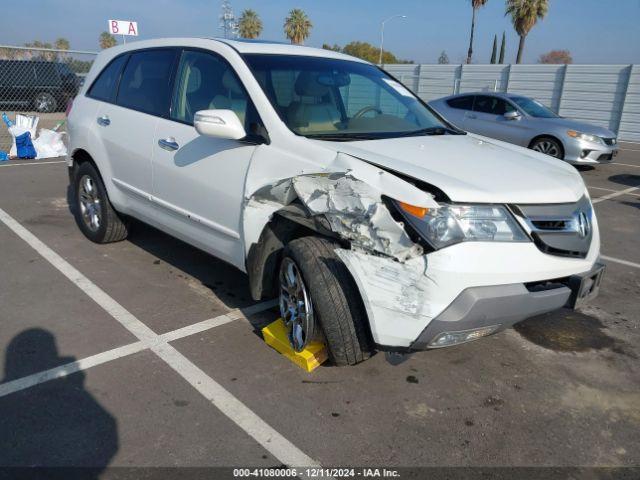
xmin=504 ymin=64 xmax=511 ymax=92
xmin=556 ymin=64 xmax=569 ymax=114
xmin=615 ymin=64 xmax=634 ymax=138
xmin=415 ymin=63 xmax=422 ymax=96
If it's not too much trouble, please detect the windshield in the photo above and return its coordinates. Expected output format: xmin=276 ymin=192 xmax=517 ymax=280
xmin=243 ymin=54 xmax=456 ymax=140
xmin=511 ymin=96 xmax=558 ymax=118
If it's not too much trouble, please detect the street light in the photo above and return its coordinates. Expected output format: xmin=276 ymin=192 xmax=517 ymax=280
xmin=379 ymin=14 xmax=407 ymax=66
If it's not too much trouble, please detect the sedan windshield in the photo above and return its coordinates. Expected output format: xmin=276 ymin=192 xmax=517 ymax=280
xmin=511 ymin=96 xmax=558 ymax=118
xmin=243 ymin=54 xmax=457 ymax=140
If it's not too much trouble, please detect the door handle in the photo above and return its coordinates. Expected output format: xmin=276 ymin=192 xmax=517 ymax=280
xmin=97 ymin=115 xmax=110 ymax=126
xmin=466 ymin=113 xmax=477 ymax=119
xmin=158 ymin=137 xmax=179 ymax=151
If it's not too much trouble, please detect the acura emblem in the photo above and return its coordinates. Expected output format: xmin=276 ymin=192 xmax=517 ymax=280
xmin=577 ymin=211 xmax=590 ymax=238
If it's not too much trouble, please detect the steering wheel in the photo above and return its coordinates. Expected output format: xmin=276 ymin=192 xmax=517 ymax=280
xmin=353 ymin=105 xmax=383 ymax=119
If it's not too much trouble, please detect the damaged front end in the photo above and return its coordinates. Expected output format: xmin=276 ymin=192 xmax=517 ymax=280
xmin=243 ymin=152 xmax=442 ymax=349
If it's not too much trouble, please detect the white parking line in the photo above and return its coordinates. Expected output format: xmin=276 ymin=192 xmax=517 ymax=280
xmin=587 ymin=186 xmax=640 ymax=197
xmin=0 ymin=206 xmax=319 ymax=470
xmin=0 ymin=160 xmax=66 ymax=168
xmin=601 ymin=255 xmax=640 ymax=270
xmin=592 ymin=185 xmax=640 ymax=204
xmin=611 ymin=162 xmax=640 ymax=168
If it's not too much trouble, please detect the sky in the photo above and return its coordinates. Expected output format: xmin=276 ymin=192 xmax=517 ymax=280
xmin=1 ymin=0 xmax=639 ymax=64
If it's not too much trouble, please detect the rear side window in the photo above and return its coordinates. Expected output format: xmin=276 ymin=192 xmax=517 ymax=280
xmin=116 ymin=49 xmax=176 ymax=116
xmin=473 ymin=96 xmax=515 ymax=115
xmin=447 ymin=96 xmax=474 ymax=110
xmin=87 ymin=55 xmax=127 ymax=102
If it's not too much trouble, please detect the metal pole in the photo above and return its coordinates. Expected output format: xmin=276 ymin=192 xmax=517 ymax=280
xmin=378 ymin=14 xmax=406 ymax=67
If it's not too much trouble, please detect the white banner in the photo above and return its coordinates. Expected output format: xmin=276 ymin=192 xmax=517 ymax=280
xmin=108 ymin=20 xmax=139 ymax=36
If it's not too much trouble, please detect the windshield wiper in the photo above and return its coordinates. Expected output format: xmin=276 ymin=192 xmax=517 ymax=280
xmin=305 ymin=133 xmax=383 ymax=141
xmin=395 ymin=126 xmax=463 ymax=138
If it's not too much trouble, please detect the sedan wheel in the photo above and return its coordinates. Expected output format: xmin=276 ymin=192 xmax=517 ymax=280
xmin=531 ymin=138 xmax=563 ymax=159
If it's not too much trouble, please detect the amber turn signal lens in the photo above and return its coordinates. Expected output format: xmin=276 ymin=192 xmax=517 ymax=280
xmin=399 ymin=202 xmax=429 ymax=218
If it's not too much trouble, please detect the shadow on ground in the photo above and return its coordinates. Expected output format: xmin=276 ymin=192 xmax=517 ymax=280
xmin=0 ymin=329 xmax=118 ymax=474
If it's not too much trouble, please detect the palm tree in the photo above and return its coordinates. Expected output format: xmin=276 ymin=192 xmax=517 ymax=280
xmin=238 ymin=9 xmax=263 ymax=39
xmin=466 ymin=0 xmax=488 ymax=64
xmin=505 ymin=0 xmax=549 ymax=64
xmin=284 ymin=9 xmax=312 ymax=45
xmin=99 ymin=31 xmax=117 ymax=50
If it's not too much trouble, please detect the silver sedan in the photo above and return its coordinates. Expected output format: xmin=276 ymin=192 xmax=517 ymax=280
xmin=429 ymin=92 xmax=618 ymax=165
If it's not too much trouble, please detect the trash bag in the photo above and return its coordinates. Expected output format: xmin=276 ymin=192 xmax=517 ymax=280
xmin=33 ymin=129 xmax=67 ymax=159
xmin=15 ymin=131 xmax=37 ymax=159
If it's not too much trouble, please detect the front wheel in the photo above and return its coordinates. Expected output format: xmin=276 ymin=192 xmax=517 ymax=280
xmin=279 ymin=237 xmax=372 ymax=366
xmin=531 ymin=137 xmax=564 ymax=159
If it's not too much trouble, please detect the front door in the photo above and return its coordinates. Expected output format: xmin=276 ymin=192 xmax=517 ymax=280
xmin=152 ymin=48 xmax=258 ymax=268
xmin=465 ymin=95 xmax=528 ymax=145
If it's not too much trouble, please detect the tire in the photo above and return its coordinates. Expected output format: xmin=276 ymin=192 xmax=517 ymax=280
xmin=281 ymin=237 xmax=372 ymax=366
xmin=72 ymin=162 xmax=128 ymax=243
xmin=34 ymin=92 xmax=57 ymax=113
xmin=530 ymin=136 xmax=564 ymax=159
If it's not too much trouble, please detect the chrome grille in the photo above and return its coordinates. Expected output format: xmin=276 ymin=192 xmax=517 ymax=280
xmin=513 ymin=196 xmax=593 ymax=259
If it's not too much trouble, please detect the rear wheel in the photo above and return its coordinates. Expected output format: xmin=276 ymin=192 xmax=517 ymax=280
xmin=279 ymin=237 xmax=372 ymax=366
xmin=73 ymin=162 xmax=128 ymax=243
xmin=531 ymin=136 xmax=563 ymax=159
xmin=34 ymin=92 xmax=57 ymax=113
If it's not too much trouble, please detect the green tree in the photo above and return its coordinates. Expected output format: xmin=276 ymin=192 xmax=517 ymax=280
xmin=505 ymin=0 xmax=549 ymax=64
xmin=284 ymin=9 xmax=312 ymax=45
xmin=238 ymin=9 xmax=263 ymax=39
xmin=438 ymin=51 xmax=450 ymax=64
xmin=466 ymin=0 xmax=489 ymax=64
xmin=490 ymin=34 xmax=497 ymax=63
xmin=340 ymin=41 xmax=412 ymax=64
xmin=322 ymin=43 xmax=342 ymax=52
xmin=24 ymin=40 xmax=55 ymax=61
xmin=499 ymin=31 xmax=506 ymax=63
xmin=99 ymin=31 xmax=117 ymax=50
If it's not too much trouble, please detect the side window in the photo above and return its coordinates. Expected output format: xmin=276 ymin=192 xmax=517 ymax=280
xmin=116 ymin=49 xmax=176 ymax=116
xmin=87 ymin=55 xmax=128 ymax=102
xmin=171 ymin=50 xmax=250 ymax=126
xmin=447 ymin=96 xmax=474 ymax=110
xmin=473 ymin=96 xmax=514 ymax=115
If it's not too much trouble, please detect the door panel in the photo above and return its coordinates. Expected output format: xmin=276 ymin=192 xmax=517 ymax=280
xmin=466 ymin=95 xmax=530 ymax=145
xmin=151 ymin=49 xmax=258 ymax=268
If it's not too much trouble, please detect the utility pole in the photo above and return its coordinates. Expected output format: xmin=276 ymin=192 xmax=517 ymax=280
xmin=219 ymin=0 xmax=238 ymax=39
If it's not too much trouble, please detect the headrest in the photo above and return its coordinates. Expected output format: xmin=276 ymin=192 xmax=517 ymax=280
xmin=186 ymin=65 xmax=202 ymax=94
xmin=295 ymin=71 xmax=330 ymax=97
xmin=222 ymin=70 xmax=243 ymax=94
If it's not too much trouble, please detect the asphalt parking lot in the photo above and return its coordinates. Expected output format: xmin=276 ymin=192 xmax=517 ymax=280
xmin=0 ymin=146 xmax=639 ymax=477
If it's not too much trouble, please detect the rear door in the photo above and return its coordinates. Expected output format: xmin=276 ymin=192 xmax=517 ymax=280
xmin=151 ymin=48 xmax=259 ymax=267
xmin=94 ymin=49 xmax=177 ymax=211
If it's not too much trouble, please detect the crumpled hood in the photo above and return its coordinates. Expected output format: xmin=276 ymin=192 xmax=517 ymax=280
xmin=318 ymin=134 xmax=587 ymax=204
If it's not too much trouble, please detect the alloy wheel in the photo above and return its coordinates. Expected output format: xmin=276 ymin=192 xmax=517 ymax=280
xmin=279 ymin=257 xmax=315 ymax=352
xmin=532 ymin=140 xmax=561 ymax=158
xmin=78 ymin=175 xmax=102 ymax=232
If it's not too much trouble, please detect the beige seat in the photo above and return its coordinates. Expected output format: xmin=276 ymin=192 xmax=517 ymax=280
xmin=287 ymin=71 xmax=341 ymax=133
xmin=210 ymin=70 xmax=247 ymax=125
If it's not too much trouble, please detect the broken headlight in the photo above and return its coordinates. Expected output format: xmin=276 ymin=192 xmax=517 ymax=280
xmin=396 ymin=202 xmax=528 ymax=249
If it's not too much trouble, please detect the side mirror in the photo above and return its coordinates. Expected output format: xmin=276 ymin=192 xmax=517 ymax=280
xmin=504 ymin=110 xmax=521 ymax=121
xmin=194 ymin=109 xmax=246 ymax=140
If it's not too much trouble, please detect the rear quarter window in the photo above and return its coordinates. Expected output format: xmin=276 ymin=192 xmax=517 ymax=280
xmin=446 ymin=96 xmax=474 ymax=110
xmin=87 ymin=55 xmax=128 ymax=102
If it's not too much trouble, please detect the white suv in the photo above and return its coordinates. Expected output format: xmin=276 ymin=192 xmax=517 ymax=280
xmin=67 ymin=38 xmax=604 ymax=365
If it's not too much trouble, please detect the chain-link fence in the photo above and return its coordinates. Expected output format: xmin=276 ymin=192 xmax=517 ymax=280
xmin=0 ymin=45 xmax=98 ymax=153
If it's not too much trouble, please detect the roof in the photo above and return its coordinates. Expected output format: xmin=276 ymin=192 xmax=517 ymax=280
xmin=445 ymin=91 xmax=525 ymax=99
xmin=97 ymin=37 xmax=368 ymax=64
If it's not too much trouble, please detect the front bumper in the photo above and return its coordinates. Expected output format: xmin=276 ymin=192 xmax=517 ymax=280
xmin=410 ymin=262 xmax=605 ymax=350
xmin=564 ymin=137 xmax=618 ymax=164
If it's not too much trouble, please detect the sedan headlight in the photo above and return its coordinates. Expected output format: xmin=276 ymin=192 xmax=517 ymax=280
xmin=567 ymin=130 xmax=602 ymax=144
xmin=396 ymin=202 xmax=528 ymax=249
